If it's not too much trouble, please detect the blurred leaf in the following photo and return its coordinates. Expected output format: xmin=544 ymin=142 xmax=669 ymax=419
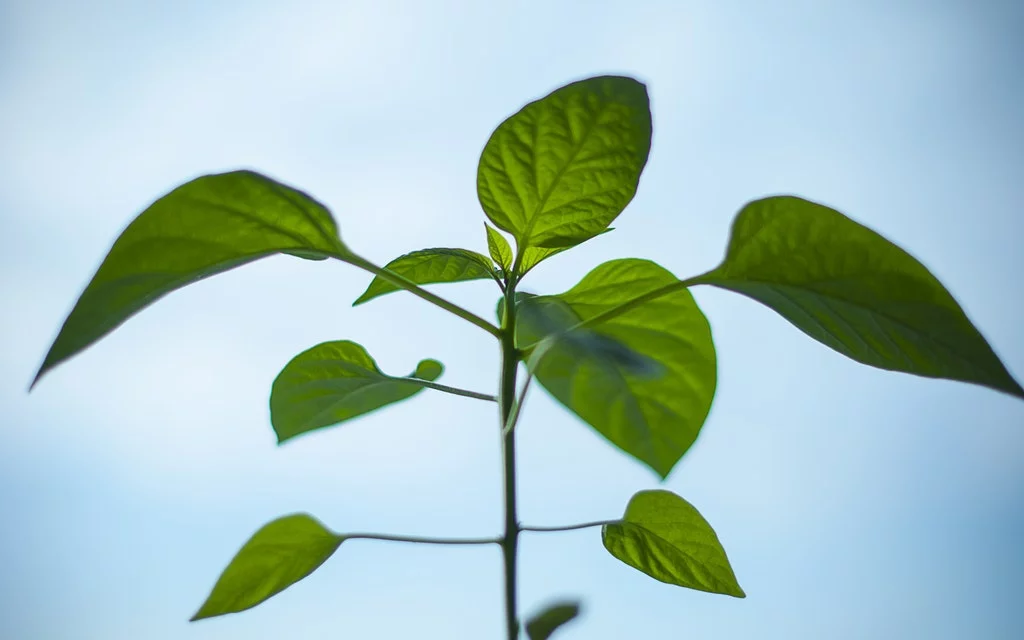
xmin=603 ymin=490 xmax=744 ymax=597
xmin=271 ymin=340 xmax=443 ymax=443
xmin=477 ymin=75 xmax=651 ymax=267
xmin=516 ymin=259 xmax=716 ymax=478
xmin=526 ymin=600 xmax=582 ymax=640
xmin=353 ymin=248 xmax=497 ymax=305
xmin=485 ymin=223 xmax=514 ymax=274
xmin=33 ymin=170 xmax=346 ymax=387
xmin=700 ymin=196 xmax=1023 ymax=398
xmin=192 ymin=514 xmax=344 ymax=620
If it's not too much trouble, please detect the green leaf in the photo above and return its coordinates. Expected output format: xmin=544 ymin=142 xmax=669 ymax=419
xmin=353 ymin=248 xmax=497 ymax=305
xmin=192 ymin=514 xmax=344 ymax=621
xmin=485 ymin=223 xmax=514 ymax=274
xmin=526 ymin=600 xmax=582 ymax=640
xmin=477 ymin=75 xmax=651 ymax=258
xmin=32 ymin=170 xmax=346 ymax=388
xmin=516 ymin=259 xmax=717 ymax=478
xmin=271 ymin=340 xmax=443 ymax=443
xmin=602 ymin=490 xmax=744 ymax=597
xmin=699 ymin=196 xmax=1023 ymax=398
xmin=519 ymin=227 xmax=614 ymax=278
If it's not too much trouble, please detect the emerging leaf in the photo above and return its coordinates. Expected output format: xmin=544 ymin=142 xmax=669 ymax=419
xmin=271 ymin=341 xmax=443 ymax=443
xmin=518 ymin=227 xmax=615 ymax=278
xmin=525 ymin=600 xmax=582 ymax=640
xmin=603 ymin=490 xmax=744 ymax=597
xmin=516 ymin=259 xmax=716 ymax=478
xmin=699 ymin=196 xmax=1023 ymax=398
xmin=353 ymin=248 xmax=498 ymax=305
xmin=192 ymin=514 xmax=344 ymax=621
xmin=485 ymin=223 xmax=514 ymax=274
xmin=477 ymin=75 xmax=651 ymax=266
xmin=32 ymin=170 xmax=346 ymax=388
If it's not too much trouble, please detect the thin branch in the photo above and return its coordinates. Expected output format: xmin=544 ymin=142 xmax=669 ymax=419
xmin=416 ymin=379 xmax=497 ymax=402
xmin=520 ymin=519 xmax=620 ymax=534
xmin=344 ymin=532 xmax=500 ymax=545
xmin=342 ymin=253 xmax=502 ymax=338
xmin=502 ymin=372 xmax=533 ymax=436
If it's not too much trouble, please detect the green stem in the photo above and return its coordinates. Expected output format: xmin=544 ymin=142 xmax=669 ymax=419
xmin=499 ymin=286 xmax=521 ymax=640
xmin=343 ymin=532 xmax=500 ymax=545
xmin=520 ymin=520 xmax=620 ymax=534
xmin=342 ymin=253 xmax=502 ymax=338
xmin=415 ymin=379 xmax=497 ymax=403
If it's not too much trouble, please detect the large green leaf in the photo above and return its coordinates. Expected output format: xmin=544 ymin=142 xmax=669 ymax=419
xmin=602 ymin=490 xmax=744 ymax=597
xmin=271 ymin=341 xmax=443 ymax=443
xmin=698 ymin=196 xmax=1023 ymax=398
xmin=485 ymin=223 xmax=514 ymax=274
xmin=32 ymin=170 xmax=346 ymax=388
xmin=477 ymin=75 xmax=651 ymax=261
xmin=353 ymin=248 xmax=498 ymax=305
xmin=525 ymin=600 xmax=582 ymax=640
xmin=192 ymin=514 xmax=344 ymax=620
xmin=516 ymin=259 xmax=717 ymax=478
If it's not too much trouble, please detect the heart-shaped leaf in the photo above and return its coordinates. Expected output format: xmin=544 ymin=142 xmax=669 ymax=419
xmin=353 ymin=248 xmax=498 ymax=305
xmin=477 ymin=75 xmax=651 ymax=265
xmin=271 ymin=340 xmax=443 ymax=443
xmin=525 ymin=600 xmax=582 ymax=640
xmin=192 ymin=514 xmax=344 ymax=621
xmin=699 ymin=196 xmax=1023 ymax=398
xmin=32 ymin=170 xmax=346 ymax=387
xmin=516 ymin=259 xmax=717 ymax=478
xmin=603 ymin=490 xmax=744 ymax=597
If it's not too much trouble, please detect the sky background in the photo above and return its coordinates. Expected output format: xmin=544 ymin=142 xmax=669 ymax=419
xmin=2 ymin=0 xmax=1023 ymax=638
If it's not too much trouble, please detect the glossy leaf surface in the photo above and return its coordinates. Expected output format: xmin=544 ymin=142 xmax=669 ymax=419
xmin=525 ymin=600 xmax=582 ymax=640
xmin=477 ymin=75 xmax=651 ymax=259
xmin=603 ymin=490 xmax=744 ymax=597
xmin=485 ymin=223 xmax=513 ymax=274
xmin=517 ymin=259 xmax=716 ymax=477
xmin=271 ymin=341 xmax=443 ymax=443
xmin=699 ymin=196 xmax=1023 ymax=398
xmin=192 ymin=514 xmax=343 ymax=620
xmin=353 ymin=248 xmax=497 ymax=305
xmin=32 ymin=171 xmax=346 ymax=387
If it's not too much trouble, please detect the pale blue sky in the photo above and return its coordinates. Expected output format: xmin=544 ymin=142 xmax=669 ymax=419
xmin=2 ymin=1 xmax=1023 ymax=638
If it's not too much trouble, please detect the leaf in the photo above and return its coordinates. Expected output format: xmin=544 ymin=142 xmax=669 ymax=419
xmin=32 ymin=170 xmax=346 ymax=388
xmin=526 ymin=600 xmax=582 ymax=640
xmin=699 ymin=196 xmax=1023 ymax=398
xmin=192 ymin=514 xmax=344 ymax=621
xmin=485 ymin=223 xmax=514 ymax=273
xmin=602 ymin=490 xmax=744 ymax=597
xmin=519 ymin=227 xmax=614 ymax=278
xmin=353 ymin=248 xmax=497 ymax=305
xmin=271 ymin=340 xmax=443 ymax=443
xmin=477 ymin=75 xmax=651 ymax=255
xmin=516 ymin=259 xmax=717 ymax=478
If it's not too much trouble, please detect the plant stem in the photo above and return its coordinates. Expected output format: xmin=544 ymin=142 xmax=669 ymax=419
xmin=499 ymin=286 xmax=521 ymax=639
xmin=342 ymin=253 xmax=502 ymax=338
xmin=520 ymin=520 xmax=620 ymax=533
xmin=343 ymin=533 xmax=500 ymax=545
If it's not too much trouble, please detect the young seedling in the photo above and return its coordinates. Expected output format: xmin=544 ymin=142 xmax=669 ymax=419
xmin=31 ymin=75 xmax=1022 ymax=639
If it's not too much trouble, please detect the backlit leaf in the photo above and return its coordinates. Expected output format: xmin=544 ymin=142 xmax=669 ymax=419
xmin=526 ymin=600 xmax=582 ymax=640
xmin=603 ymin=490 xmax=744 ymax=597
xmin=516 ymin=259 xmax=716 ymax=478
xmin=353 ymin=248 xmax=497 ymax=305
xmin=699 ymin=196 xmax=1023 ymax=398
xmin=477 ymin=75 xmax=651 ymax=258
xmin=271 ymin=340 xmax=443 ymax=443
xmin=33 ymin=170 xmax=346 ymax=387
xmin=192 ymin=514 xmax=344 ymax=620
xmin=485 ymin=223 xmax=514 ymax=274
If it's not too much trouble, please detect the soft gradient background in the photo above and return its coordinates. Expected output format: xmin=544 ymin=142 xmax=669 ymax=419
xmin=2 ymin=1 xmax=1022 ymax=638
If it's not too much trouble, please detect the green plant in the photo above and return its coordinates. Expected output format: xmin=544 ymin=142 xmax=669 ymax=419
xmin=31 ymin=75 xmax=1022 ymax=639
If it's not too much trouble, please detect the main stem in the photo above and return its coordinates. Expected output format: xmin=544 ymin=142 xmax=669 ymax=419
xmin=499 ymin=287 xmax=520 ymax=640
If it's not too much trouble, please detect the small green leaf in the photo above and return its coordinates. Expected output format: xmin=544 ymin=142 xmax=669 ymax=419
xmin=192 ymin=514 xmax=344 ymax=621
xmin=271 ymin=341 xmax=443 ymax=443
xmin=603 ymin=490 xmax=744 ymax=597
xmin=32 ymin=170 xmax=346 ymax=388
xmin=485 ymin=223 xmax=514 ymax=273
xmin=353 ymin=248 xmax=497 ymax=305
xmin=519 ymin=227 xmax=614 ymax=278
xmin=699 ymin=196 xmax=1023 ymax=398
xmin=526 ymin=600 xmax=582 ymax=640
xmin=516 ymin=259 xmax=716 ymax=478
xmin=477 ymin=75 xmax=651 ymax=259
